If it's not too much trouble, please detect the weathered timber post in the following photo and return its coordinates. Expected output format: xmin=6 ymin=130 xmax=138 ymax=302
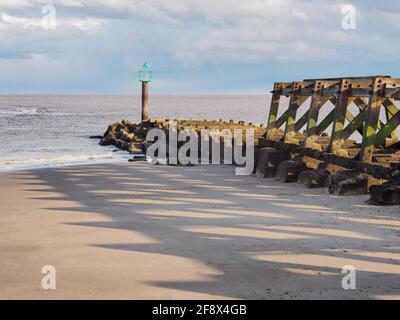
xmin=284 ymin=82 xmax=301 ymax=144
xmin=266 ymin=82 xmax=284 ymax=138
xmin=382 ymin=98 xmax=400 ymax=146
xmin=142 ymin=81 xmax=149 ymax=121
xmin=266 ymin=82 xmax=290 ymax=140
xmin=304 ymin=81 xmax=326 ymax=149
xmin=139 ymin=62 xmax=152 ymax=122
xmin=360 ymin=77 xmax=386 ymax=163
xmin=329 ymin=79 xmax=351 ymax=154
xmin=283 ymin=81 xmax=311 ymax=144
xmin=284 ymin=81 xmax=314 ymax=144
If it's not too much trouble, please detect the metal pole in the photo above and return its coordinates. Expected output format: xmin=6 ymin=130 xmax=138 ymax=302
xmin=141 ymin=81 xmax=149 ymax=121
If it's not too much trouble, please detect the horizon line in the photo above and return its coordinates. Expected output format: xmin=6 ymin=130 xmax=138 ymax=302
xmin=0 ymin=91 xmax=272 ymax=95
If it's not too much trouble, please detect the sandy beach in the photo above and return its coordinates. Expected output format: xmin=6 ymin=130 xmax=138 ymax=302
xmin=0 ymin=162 xmax=399 ymax=300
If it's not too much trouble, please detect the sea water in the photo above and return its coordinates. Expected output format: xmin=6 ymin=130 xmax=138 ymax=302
xmin=0 ymin=94 xmax=270 ymax=171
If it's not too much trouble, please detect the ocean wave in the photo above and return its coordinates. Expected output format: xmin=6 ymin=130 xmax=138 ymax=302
xmin=0 ymin=107 xmax=40 ymax=116
xmin=0 ymin=108 xmax=96 ymax=117
xmin=0 ymin=152 xmax=129 ymax=171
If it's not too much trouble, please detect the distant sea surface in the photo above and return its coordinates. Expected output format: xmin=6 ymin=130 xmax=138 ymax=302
xmin=0 ymin=94 xmax=271 ymax=171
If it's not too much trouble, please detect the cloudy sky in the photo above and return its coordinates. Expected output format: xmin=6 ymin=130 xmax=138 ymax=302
xmin=1 ymin=0 xmax=400 ymax=93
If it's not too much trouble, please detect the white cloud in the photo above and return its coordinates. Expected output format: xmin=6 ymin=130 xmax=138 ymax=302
xmin=1 ymin=13 xmax=42 ymax=28
xmin=0 ymin=11 xmax=105 ymax=61
xmin=0 ymin=12 xmax=104 ymax=31
xmin=1 ymin=0 xmax=400 ymax=66
xmin=71 ymin=17 xmax=105 ymax=31
xmin=1 ymin=0 xmax=400 ymax=93
xmin=0 ymin=0 xmax=83 ymax=8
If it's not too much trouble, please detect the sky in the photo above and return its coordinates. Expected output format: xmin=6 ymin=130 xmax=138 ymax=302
xmin=0 ymin=0 xmax=400 ymax=94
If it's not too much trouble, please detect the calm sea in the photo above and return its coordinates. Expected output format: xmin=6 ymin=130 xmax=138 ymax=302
xmin=0 ymin=94 xmax=271 ymax=171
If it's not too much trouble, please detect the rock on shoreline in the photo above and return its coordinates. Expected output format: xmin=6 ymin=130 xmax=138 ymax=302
xmin=99 ymin=118 xmax=267 ymax=155
xmin=100 ymin=119 xmax=150 ymax=154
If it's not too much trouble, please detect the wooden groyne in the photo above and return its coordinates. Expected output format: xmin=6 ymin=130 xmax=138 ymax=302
xmin=257 ymin=76 xmax=400 ymax=204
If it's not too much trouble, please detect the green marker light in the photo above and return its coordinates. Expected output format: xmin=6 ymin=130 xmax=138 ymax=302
xmin=139 ymin=61 xmax=153 ymax=83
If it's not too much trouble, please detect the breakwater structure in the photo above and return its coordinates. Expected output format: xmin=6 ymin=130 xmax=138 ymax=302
xmin=100 ymin=75 xmax=400 ymax=205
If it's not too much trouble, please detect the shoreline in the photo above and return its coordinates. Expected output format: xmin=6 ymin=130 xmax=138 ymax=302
xmin=1 ymin=162 xmax=399 ymax=299
xmin=0 ymin=155 xmax=130 ymax=173
xmin=0 ymin=140 xmax=132 ymax=173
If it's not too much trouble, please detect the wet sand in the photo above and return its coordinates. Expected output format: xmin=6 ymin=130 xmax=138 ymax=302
xmin=0 ymin=162 xmax=399 ymax=299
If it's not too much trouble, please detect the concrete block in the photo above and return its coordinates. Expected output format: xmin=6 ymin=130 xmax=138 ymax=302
xmin=328 ymin=171 xmax=368 ymax=196
xmin=389 ymin=164 xmax=400 ymax=185
xmin=298 ymin=169 xmax=330 ymax=188
xmin=255 ymin=148 xmax=291 ymax=178
xmin=276 ymin=160 xmax=308 ymax=183
xmin=369 ymin=184 xmax=400 ymax=205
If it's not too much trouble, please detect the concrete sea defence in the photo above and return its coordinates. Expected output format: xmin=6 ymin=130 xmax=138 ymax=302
xmin=99 ymin=117 xmax=400 ymax=206
xmin=99 ymin=76 xmax=400 ymax=205
xmin=99 ymin=118 xmax=267 ymax=156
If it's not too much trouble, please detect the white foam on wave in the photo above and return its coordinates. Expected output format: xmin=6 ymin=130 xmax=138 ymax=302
xmin=0 ymin=152 xmax=130 ymax=172
xmin=0 ymin=107 xmax=39 ymax=116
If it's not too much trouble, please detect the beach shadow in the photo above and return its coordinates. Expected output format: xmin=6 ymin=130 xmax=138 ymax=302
xmin=16 ymin=163 xmax=400 ymax=299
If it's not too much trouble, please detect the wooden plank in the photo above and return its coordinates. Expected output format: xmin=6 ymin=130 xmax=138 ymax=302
xmin=383 ymin=98 xmax=399 ymax=145
xmin=304 ymin=81 xmax=327 ymax=148
xmin=304 ymin=75 xmax=390 ymax=81
xmin=280 ymin=87 xmax=400 ymax=98
xmin=275 ymin=109 xmax=290 ymax=129
xmin=283 ymin=81 xmax=311 ymax=143
xmin=315 ymin=97 xmax=337 ymax=134
xmin=329 ymin=79 xmax=351 ymax=153
xmin=383 ymin=98 xmax=399 ymax=117
xmin=258 ymin=138 xmax=392 ymax=181
xmin=295 ymin=110 xmax=310 ymax=132
xmin=342 ymin=110 xmax=366 ymax=139
xmin=375 ymin=109 xmax=400 ymax=146
xmin=360 ymin=78 xmax=387 ymax=163
xmin=272 ymin=96 xmax=309 ymax=130
xmin=267 ymin=82 xmax=284 ymax=133
xmin=284 ymin=82 xmax=304 ymax=143
xmin=340 ymin=97 xmax=371 ymax=138
xmin=353 ymin=97 xmax=368 ymax=111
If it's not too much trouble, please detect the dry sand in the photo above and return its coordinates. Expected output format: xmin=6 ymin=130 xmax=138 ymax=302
xmin=0 ymin=162 xmax=399 ymax=300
